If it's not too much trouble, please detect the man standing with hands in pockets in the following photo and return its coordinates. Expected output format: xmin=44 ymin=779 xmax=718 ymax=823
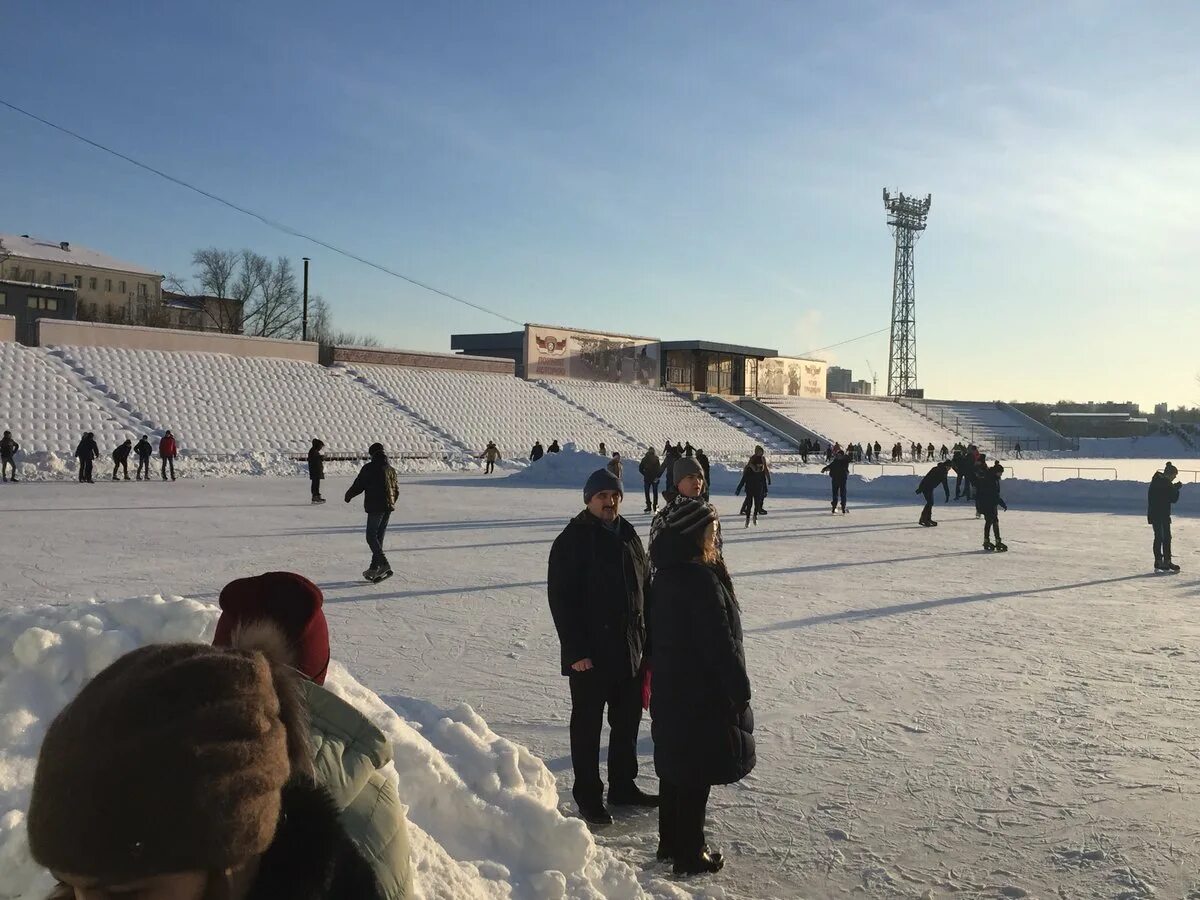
xmin=548 ymin=467 xmax=658 ymax=825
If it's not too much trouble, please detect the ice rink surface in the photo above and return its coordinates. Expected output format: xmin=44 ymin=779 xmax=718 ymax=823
xmin=2 ymin=473 xmax=1199 ymax=899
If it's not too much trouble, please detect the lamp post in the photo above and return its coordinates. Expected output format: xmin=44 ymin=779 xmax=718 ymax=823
xmin=301 ymin=257 xmax=310 ymax=341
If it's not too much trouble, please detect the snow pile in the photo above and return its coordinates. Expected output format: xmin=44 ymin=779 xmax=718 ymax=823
xmin=508 ymin=443 xmax=618 ymax=489
xmin=1076 ymin=434 xmax=1194 ymax=458
xmin=0 ymin=596 xmax=693 ymax=900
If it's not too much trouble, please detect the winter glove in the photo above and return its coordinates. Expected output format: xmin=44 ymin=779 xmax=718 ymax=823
xmin=734 ymin=487 xmax=741 ymax=495
xmin=1000 ymin=500 xmax=1009 ymax=511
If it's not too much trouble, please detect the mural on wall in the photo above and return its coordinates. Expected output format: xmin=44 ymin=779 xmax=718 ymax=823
xmin=524 ymin=324 xmax=660 ymax=385
xmin=750 ymin=356 xmax=827 ymax=397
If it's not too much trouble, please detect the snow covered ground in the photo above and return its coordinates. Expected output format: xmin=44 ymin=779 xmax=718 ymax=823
xmin=2 ymin=466 xmax=1199 ymax=898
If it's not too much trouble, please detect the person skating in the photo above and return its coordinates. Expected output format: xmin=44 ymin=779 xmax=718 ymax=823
xmin=75 ymin=431 xmax=99 ymax=483
xmin=27 ymin=641 xmax=388 ymax=900
xmin=639 ymin=446 xmax=663 ymax=512
xmin=111 ymin=438 xmax=133 ymax=481
xmin=159 ymin=429 xmax=178 ymax=481
xmin=133 ymin=434 xmax=152 ymax=480
xmin=696 ymin=448 xmax=711 ymax=501
xmin=649 ymin=498 xmax=754 ymax=876
xmin=308 ymin=438 xmax=326 ymax=503
xmin=548 ymin=440 xmax=561 ymax=453
xmin=213 ymin=571 xmax=414 ymax=898
xmin=821 ymin=449 xmax=851 ymax=514
xmin=1 ymin=430 xmax=19 ymax=482
xmin=547 ymin=468 xmax=657 ymax=826
xmin=607 ymin=451 xmax=623 ymax=480
xmin=735 ymin=455 xmax=769 ymax=527
xmin=874 ymin=440 xmax=882 ymax=461
xmin=661 ymin=444 xmax=682 ymax=504
xmin=1014 ymin=441 xmax=1022 ymax=459
xmin=345 ymin=442 xmax=400 ymax=583
xmin=915 ymin=460 xmax=951 ymax=526
xmin=530 ymin=440 xmax=545 ymax=462
xmin=971 ymin=452 xmax=989 ymax=517
xmin=977 ymin=461 xmax=1009 ymax=551
xmin=926 ymin=442 xmax=936 ymax=461
xmin=1148 ymin=462 xmax=1182 ymax=572
xmin=940 ymin=444 xmax=949 ymax=461
xmin=479 ymin=440 xmax=500 ymax=475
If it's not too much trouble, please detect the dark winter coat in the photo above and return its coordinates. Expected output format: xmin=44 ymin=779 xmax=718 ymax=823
xmin=649 ymin=546 xmax=755 ymax=787
xmin=696 ymin=452 xmax=711 ymax=486
xmin=0 ymin=436 xmax=17 ymax=458
xmin=1148 ymin=472 xmax=1181 ymax=523
xmin=530 ymin=444 xmax=544 ymax=461
xmin=916 ymin=465 xmax=950 ymax=499
xmin=134 ymin=438 xmax=152 ymax=460
xmin=735 ymin=465 xmax=769 ymax=498
xmin=821 ymin=456 xmax=851 ymax=482
xmin=975 ymin=473 xmax=1007 ymax=514
xmin=74 ymin=437 xmax=99 ymax=461
xmin=547 ymin=510 xmax=649 ymax=679
xmin=661 ymin=452 xmax=680 ymax=489
xmin=159 ymin=434 xmax=177 ymax=458
xmin=345 ymin=459 xmax=399 ymax=513
xmin=639 ymin=451 xmax=663 ymax=483
xmin=308 ymin=446 xmax=325 ymax=480
xmin=112 ymin=442 xmax=132 ymax=463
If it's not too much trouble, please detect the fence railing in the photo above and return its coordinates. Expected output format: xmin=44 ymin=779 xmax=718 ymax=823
xmin=850 ymin=463 xmax=915 ymax=476
xmin=1041 ymin=466 xmax=1118 ymax=481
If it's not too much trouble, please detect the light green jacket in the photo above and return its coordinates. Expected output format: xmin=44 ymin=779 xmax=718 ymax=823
xmin=304 ymin=681 xmax=413 ymax=899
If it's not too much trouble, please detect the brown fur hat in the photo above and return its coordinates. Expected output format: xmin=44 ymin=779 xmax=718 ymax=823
xmin=27 ymin=641 xmax=312 ymax=883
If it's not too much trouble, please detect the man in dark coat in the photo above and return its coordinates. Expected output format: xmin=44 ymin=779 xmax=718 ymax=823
xmin=916 ymin=461 xmax=951 ymax=527
xmin=547 ymin=468 xmax=656 ymax=825
xmin=548 ymin=440 xmax=561 ymax=453
xmin=1 ymin=430 xmax=19 ymax=482
xmin=950 ymin=450 xmax=970 ymax=500
xmin=111 ymin=438 xmax=133 ymax=481
xmin=695 ymin=449 xmax=711 ymax=501
xmin=134 ymin=435 xmax=153 ymax=481
xmin=649 ymin=498 xmax=753 ymax=875
xmin=345 ymin=443 xmax=399 ymax=582
xmin=308 ymin=438 xmax=326 ymax=503
xmin=1148 ymin=462 xmax=1182 ymax=572
xmin=639 ymin=447 xmax=662 ymax=513
xmin=75 ymin=432 xmax=99 ymax=483
xmin=530 ymin=441 xmax=544 ymax=462
xmin=735 ymin=455 xmax=769 ymax=526
xmin=977 ymin=461 xmax=1009 ymax=551
xmin=660 ymin=444 xmax=682 ymax=504
xmin=821 ymin=450 xmax=851 ymax=514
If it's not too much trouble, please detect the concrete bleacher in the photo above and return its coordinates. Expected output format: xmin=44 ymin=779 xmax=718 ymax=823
xmin=0 ymin=343 xmax=139 ymax=456
xmin=838 ymin=398 xmax=964 ymax=448
xmin=541 ymin=379 xmax=793 ymax=461
xmin=758 ymin=396 xmax=904 ymax=445
xmin=346 ymin=364 xmax=633 ymax=460
xmin=901 ymin=399 xmax=1068 ymax=451
xmin=45 ymin=345 xmax=449 ymax=457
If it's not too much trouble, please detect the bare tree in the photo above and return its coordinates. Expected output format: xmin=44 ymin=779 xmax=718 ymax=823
xmin=307 ymin=293 xmax=381 ymax=349
xmin=242 ymin=255 xmax=302 ymax=338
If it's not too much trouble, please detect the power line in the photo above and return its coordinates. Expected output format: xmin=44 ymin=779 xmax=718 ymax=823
xmin=794 ymin=326 xmax=889 ymax=359
xmin=0 ymin=97 xmax=524 ymax=327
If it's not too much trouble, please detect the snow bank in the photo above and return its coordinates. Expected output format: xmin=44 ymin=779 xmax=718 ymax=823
xmin=0 ymin=596 xmax=692 ymax=900
xmin=1076 ymin=435 xmax=1194 ymax=458
xmin=511 ymin=448 xmax=1197 ymax=518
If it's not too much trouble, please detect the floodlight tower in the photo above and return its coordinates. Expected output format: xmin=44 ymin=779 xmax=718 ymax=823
xmin=883 ymin=189 xmax=931 ymax=397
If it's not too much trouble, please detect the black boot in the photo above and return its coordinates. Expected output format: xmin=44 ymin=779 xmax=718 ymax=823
xmin=576 ymin=800 xmax=613 ymax=826
xmin=609 ymin=783 xmax=659 ymax=808
xmin=674 ymin=849 xmax=724 ymax=876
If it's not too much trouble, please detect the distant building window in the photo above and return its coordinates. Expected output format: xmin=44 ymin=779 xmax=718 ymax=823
xmin=25 ymin=296 xmax=59 ymax=311
xmin=0 ymin=292 xmax=6 ymax=307
xmin=60 ymin=274 xmax=68 ymax=285
xmin=73 ymin=276 xmax=82 ymax=289
xmin=89 ymin=277 xmax=98 ymax=290
xmin=105 ymin=278 xmax=112 ymax=292
xmin=42 ymin=271 xmax=51 ymax=283
xmin=7 ymin=266 xmax=18 ymax=279
xmin=48 ymin=297 xmax=58 ymax=311
xmin=137 ymin=282 xmax=147 ymax=298
xmin=119 ymin=280 xmax=126 ymax=294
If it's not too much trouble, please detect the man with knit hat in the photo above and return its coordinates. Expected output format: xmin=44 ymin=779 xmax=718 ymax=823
xmin=27 ymin=642 xmax=386 ymax=900
xmin=213 ymin=571 xmax=414 ymax=898
xmin=548 ymin=468 xmax=656 ymax=825
xmin=1148 ymin=462 xmax=1183 ymax=572
xmin=346 ymin=442 xmax=400 ymax=582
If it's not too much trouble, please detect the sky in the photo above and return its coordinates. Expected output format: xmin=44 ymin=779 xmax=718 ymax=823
xmin=3 ymin=1 xmax=1198 ymax=409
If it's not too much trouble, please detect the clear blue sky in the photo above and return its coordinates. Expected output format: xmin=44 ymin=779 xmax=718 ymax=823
xmin=4 ymin=1 xmax=1198 ymax=408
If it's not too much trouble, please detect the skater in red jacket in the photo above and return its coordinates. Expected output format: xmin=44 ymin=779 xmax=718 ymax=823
xmin=158 ymin=430 xmax=178 ymax=481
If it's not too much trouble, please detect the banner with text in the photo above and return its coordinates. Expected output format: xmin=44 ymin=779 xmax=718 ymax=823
xmin=524 ymin=324 xmax=660 ymax=386
xmin=750 ymin=356 xmax=827 ymax=398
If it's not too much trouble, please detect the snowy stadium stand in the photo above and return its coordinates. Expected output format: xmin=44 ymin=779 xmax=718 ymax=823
xmin=837 ymin=398 xmax=964 ymax=448
xmin=756 ymin=396 xmax=903 ymax=445
xmin=343 ymin=364 xmax=634 ymax=460
xmin=44 ymin=345 xmax=450 ymax=457
xmin=0 ymin=343 xmax=138 ymax=455
xmin=900 ymin=399 xmax=1069 ymax=451
xmin=538 ymin=379 xmax=794 ymax=460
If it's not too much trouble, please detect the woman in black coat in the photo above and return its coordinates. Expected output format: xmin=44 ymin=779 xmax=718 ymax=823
xmin=649 ymin=498 xmax=755 ymax=876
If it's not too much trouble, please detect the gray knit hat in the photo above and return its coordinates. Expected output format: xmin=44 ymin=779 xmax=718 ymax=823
xmin=673 ymin=457 xmax=704 ymax=487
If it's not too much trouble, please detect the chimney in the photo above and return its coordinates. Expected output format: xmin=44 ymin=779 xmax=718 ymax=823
xmin=60 ymin=241 xmax=70 ymax=251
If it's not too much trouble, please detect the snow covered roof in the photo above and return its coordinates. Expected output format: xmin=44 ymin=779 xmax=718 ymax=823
xmin=0 ymin=234 xmax=160 ymax=277
xmin=0 ymin=278 xmax=77 ymax=292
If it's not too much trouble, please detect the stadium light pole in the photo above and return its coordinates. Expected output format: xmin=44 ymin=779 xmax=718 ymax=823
xmin=302 ymin=257 xmax=310 ymax=342
xmin=883 ymin=190 xmax=931 ymax=398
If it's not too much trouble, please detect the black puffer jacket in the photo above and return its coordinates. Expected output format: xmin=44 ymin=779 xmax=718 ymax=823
xmin=916 ymin=464 xmax=949 ymax=498
xmin=134 ymin=438 xmax=152 ymax=460
xmin=1148 ymin=472 xmax=1181 ymax=523
xmin=308 ymin=445 xmax=325 ymax=480
xmin=821 ymin=455 xmax=851 ymax=482
xmin=735 ymin=465 xmax=769 ymax=498
xmin=112 ymin=442 xmax=132 ymax=463
xmin=547 ymin=510 xmax=649 ymax=678
xmin=345 ymin=458 xmax=398 ymax=513
xmin=649 ymin=533 xmax=754 ymax=787
xmin=975 ymin=472 xmax=1007 ymax=513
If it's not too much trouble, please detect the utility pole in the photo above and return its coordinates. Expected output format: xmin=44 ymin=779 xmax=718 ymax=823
xmin=883 ymin=190 xmax=931 ymax=397
xmin=301 ymin=257 xmax=310 ymax=341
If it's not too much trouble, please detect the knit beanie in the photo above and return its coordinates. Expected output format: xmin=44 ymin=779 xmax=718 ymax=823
xmin=214 ymin=572 xmax=330 ymax=684
xmin=649 ymin=497 xmax=717 ymax=567
xmin=28 ymin=643 xmax=299 ymax=883
xmin=584 ymin=467 xmax=623 ymax=503
xmin=673 ymin=457 xmax=704 ymax=487
xmin=1165 ymin=461 xmax=1178 ymax=478
xmin=369 ymin=442 xmax=386 ymax=460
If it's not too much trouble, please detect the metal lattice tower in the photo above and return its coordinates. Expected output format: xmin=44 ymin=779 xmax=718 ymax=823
xmin=883 ymin=189 xmax=931 ymax=397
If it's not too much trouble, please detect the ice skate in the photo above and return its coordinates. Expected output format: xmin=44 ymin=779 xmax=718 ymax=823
xmin=363 ymin=565 xmax=382 ymax=582
xmin=995 ymin=542 xmax=1008 ymax=552
xmin=674 ymin=849 xmax=725 ymax=877
xmin=928 ymin=519 xmax=937 ymax=526
xmin=373 ymin=567 xmax=394 ymax=583
xmin=312 ymin=496 xmax=326 ymax=504
xmin=841 ymin=506 xmax=847 ymax=514
xmin=983 ymin=541 xmax=995 ymax=552
xmin=1165 ymin=560 xmax=1180 ymax=573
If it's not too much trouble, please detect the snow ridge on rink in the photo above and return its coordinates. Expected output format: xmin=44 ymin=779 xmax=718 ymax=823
xmin=0 ymin=596 xmax=702 ymax=900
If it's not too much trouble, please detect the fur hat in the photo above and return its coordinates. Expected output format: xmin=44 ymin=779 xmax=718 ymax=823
xmin=584 ymin=467 xmax=623 ymax=503
xmin=214 ymin=572 xmax=331 ymax=684
xmin=28 ymin=642 xmax=311 ymax=883
xmin=673 ymin=457 xmax=704 ymax=487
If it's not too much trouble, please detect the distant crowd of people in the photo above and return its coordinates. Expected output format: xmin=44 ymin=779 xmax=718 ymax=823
xmin=800 ymin=438 xmax=1023 ymax=465
xmin=0 ymin=428 xmax=178 ymax=483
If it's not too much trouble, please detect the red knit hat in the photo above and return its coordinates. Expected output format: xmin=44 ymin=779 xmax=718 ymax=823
xmin=214 ymin=572 xmax=330 ymax=684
